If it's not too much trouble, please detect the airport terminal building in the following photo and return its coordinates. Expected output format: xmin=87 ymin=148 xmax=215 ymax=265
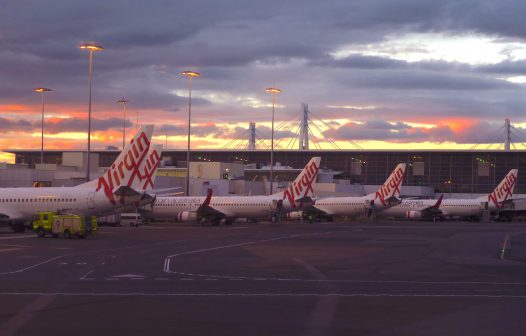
xmin=7 ymin=149 xmax=526 ymax=195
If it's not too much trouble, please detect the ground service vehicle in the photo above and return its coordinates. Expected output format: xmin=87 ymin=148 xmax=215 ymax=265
xmin=120 ymin=212 xmax=143 ymax=227
xmin=32 ymin=212 xmax=98 ymax=239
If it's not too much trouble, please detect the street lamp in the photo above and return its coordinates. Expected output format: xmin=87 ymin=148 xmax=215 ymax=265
xmin=181 ymin=70 xmax=201 ymax=196
xmin=34 ymin=87 xmax=52 ymax=164
xmin=265 ymin=87 xmax=281 ymax=195
xmin=80 ymin=42 xmax=104 ymax=181
xmin=117 ymin=98 xmax=129 ymax=150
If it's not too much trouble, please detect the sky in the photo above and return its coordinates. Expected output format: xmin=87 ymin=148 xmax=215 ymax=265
xmin=2 ymin=0 xmax=526 ymax=151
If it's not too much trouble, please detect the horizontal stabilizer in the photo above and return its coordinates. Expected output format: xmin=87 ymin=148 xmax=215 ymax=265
xmin=113 ymin=186 xmax=141 ymax=197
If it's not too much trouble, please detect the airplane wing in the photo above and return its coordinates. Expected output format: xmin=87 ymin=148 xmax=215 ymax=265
xmin=147 ymin=187 xmax=182 ymax=196
xmin=0 ymin=208 xmax=23 ymax=221
xmin=113 ymin=186 xmax=142 ymax=197
xmin=302 ymin=204 xmax=333 ymax=217
xmin=380 ymin=195 xmax=402 ymax=208
xmin=417 ymin=195 xmax=444 ymax=215
xmin=195 ymin=189 xmax=228 ymax=222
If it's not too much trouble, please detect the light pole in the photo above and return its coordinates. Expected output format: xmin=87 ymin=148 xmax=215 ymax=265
xmin=265 ymin=87 xmax=281 ymax=195
xmin=80 ymin=42 xmax=104 ymax=181
xmin=34 ymin=87 xmax=52 ymax=164
xmin=117 ymin=98 xmax=129 ymax=149
xmin=181 ymin=70 xmax=200 ymax=196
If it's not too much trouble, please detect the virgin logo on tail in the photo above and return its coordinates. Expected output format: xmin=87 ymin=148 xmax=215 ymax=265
xmin=96 ymin=131 xmax=151 ymax=204
xmin=283 ymin=157 xmax=320 ymax=208
xmin=140 ymin=146 xmax=162 ymax=191
xmin=375 ymin=163 xmax=406 ymax=207
xmin=488 ymin=170 xmax=517 ymax=208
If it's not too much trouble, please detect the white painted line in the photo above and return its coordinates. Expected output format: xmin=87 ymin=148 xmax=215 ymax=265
xmin=59 ymin=262 xmax=68 ymax=265
xmin=0 ymin=243 xmax=32 ymax=248
xmin=0 ymin=235 xmax=35 ymax=240
xmin=0 ymin=255 xmax=66 ymax=275
xmin=76 ymin=262 xmax=87 ymax=265
xmin=0 ymin=292 xmax=525 ymax=299
xmin=79 ymin=269 xmax=95 ymax=280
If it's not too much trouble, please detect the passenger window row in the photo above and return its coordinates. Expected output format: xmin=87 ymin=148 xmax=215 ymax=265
xmin=0 ymin=198 xmax=77 ymax=203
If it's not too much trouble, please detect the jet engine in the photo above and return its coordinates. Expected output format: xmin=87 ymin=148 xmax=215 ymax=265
xmin=176 ymin=211 xmax=198 ymax=222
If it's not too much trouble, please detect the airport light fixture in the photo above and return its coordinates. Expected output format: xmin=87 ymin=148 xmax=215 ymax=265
xmin=181 ymin=70 xmax=201 ymax=196
xmin=80 ymin=42 xmax=104 ymax=181
xmin=34 ymin=87 xmax=52 ymax=164
xmin=117 ymin=98 xmax=129 ymax=150
xmin=265 ymin=87 xmax=282 ymax=195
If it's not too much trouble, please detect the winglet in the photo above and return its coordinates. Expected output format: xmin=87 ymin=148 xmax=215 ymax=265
xmin=202 ymin=188 xmax=213 ymax=207
xmin=432 ymin=194 xmax=443 ymax=209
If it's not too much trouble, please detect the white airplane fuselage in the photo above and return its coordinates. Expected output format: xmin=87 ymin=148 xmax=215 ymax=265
xmin=380 ymin=198 xmax=492 ymax=218
xmin=153 ymin=195 xmax=288 ymax=219
xmin=0 ymin=186 xmax=141 ymax=223
xmin=313 ymin=196 xmax=376 ymax=217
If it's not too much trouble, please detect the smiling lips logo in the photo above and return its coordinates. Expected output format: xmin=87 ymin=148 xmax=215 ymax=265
xmin=375 ymin=166 xmax=405 ymax=207
xmin=95 ymin=131 xmax=151 ymax=204
xmin=488 ymin=172 xmax=517 ymax=208
xmin=283 ymin=160 xmax=319 ymax=208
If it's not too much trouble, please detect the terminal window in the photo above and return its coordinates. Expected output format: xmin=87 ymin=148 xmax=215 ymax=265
xmin=412 ymin=162 xmax=425 ymax=176
xmin=351 ymin=162 xmax=362 ymax=175
xmin=478 ymin=162 xmax=490 ymax=176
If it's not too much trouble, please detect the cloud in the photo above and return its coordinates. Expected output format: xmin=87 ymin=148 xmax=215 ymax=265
xmin=3 ymin=1 xmax=526 ymax=150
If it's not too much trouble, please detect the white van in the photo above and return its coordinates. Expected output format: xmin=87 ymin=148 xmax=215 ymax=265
xmin=120 ymin=213 xmax=143 ymax=227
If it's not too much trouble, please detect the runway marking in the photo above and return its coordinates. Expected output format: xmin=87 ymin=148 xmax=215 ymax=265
xmin=0 ymin=248 xmax=22 ymax=253
xmin=79 ymin=269 xmax=95 ymax=280
xmin=0 ymin=255 xmax=66 ymax=275
xmin=0 ymin=235 xmax=35 ymax=240
xmin=0 ymin=243 xmax=32 ymax=248
xmin=0 ymin=290 xmax=57 ymax=336
xmin=163 ymin=232 xmax=335 ymax=278
xmin=161 ymin=231 xmax=526 ymax=286
xmin=0 ymin=292 xmax=526 ymax=299
xmin=295 ymin=258 xmax=339 ymax=336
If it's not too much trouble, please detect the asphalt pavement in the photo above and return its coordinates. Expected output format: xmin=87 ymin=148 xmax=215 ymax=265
xmin=0 ymin=220 xmax=526 ymax=336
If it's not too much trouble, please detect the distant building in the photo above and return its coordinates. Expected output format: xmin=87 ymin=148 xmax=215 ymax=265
xmin=7 ymin=149 xmax=526 ymax=195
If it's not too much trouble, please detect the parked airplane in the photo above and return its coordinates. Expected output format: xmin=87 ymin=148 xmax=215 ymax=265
xmin=150 ymin=157 xmax=321 ymax=225
xmin=383 ymin=169 xmax=518 ymax=220
xmin=0 ymin=125 xmax=159 ymax=232
xmin=301 ymin=163 xmax=407 ymax=221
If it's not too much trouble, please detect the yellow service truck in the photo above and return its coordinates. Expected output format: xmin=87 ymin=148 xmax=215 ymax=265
xmin=32 ymin=212 xmax=98 ymax=239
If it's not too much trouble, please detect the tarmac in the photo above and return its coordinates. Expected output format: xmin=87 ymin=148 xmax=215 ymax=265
xmin=0 ymin=220 xmax=526 ymax=336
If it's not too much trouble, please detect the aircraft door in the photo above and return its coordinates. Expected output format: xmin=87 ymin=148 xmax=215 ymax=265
xmin=87 ymin=192 xmax=95 ymax=209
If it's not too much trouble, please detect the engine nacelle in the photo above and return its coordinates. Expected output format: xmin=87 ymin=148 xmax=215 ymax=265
xmin=287 ymin=211 xmax=303 ymax=219
xmin=176 ymin=211 xmax=198 ymax=222
xmin=405 ymin=211 xmax=422 ymax=219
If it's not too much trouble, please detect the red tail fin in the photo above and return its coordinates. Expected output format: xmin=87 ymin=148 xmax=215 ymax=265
xmin=432 ymin=194 xmax=443 ymax=209
xmin=202 ymin=188 xmax=213 ymax=207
